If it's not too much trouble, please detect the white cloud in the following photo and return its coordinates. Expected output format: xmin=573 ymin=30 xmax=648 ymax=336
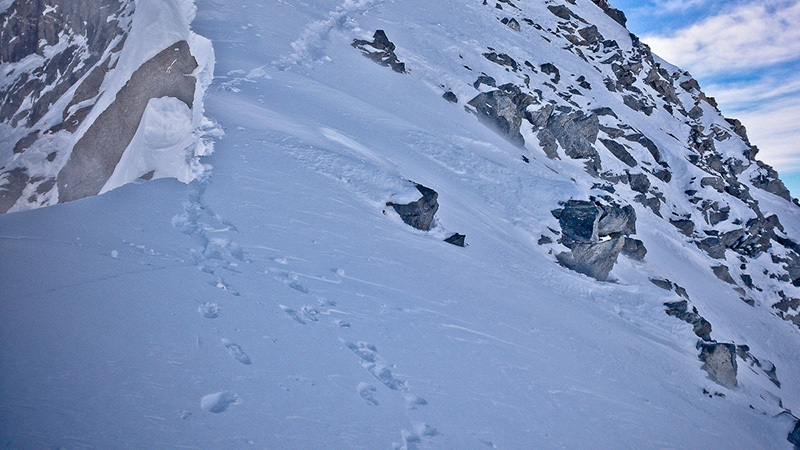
xmin=729 ymin=97 xmax=800 ymax=172
xmin=651 ymin=0 xmax=706 ymax=13
xmin=642 ymin=1 xmax=800 ymax=77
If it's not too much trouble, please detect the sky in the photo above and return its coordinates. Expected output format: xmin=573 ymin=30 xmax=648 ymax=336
xmin=612 ymin=0 xmax=800 ymax=198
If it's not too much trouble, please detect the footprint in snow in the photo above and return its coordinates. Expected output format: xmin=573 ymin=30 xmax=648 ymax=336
xmin=357 ymin=382 xmax=379 ymax=406
xmin=404 ymin=394 xmax=427 ymax=409
xmin=222 ymin=338 xmax=252 ymax=365
xmin=395 ymin=423 xmax=439 ymax=450
xmin=200 ymin=391 xmax=239 ymax=413
xmin=198 ymin=301 xmax=219 ymax=318
xmin=279 ymin=304 xmax=307 ymax=324
xmin=342 ymin=340 xmax=406 ymax=391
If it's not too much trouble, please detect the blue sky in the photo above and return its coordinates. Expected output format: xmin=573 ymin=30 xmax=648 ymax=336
xmin=612 ymin=0 xmax=800 ymax=198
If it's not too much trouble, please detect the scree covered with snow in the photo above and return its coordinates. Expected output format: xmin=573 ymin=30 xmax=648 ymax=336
xmin=2 ymin=0 xmax=800 ymax=448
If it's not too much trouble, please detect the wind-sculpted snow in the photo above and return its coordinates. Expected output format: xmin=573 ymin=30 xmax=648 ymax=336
xmin=1 ymin=0 xmax=800 ymax=448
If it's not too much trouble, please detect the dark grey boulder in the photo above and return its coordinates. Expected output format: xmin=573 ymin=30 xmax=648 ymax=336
xmin=468 ymin=84 xmax=536 ymax=147
xmin=442 ymin=91 xmax=458 ymax=103
xmin=622 ymin=237 xmax=647 ymax=260
xmin=670 ymin=218 xmax=694 ymax=237
xmin=444 ymin=233 xmax=466 ymax=247
xmin=711 ymin=265 xmax=736 ymax=285
xmin=351 ymin=30 xmax=406 ymax=73
xmin=386 ymin=183 xmax=439 ymax=231
xmin=0 ymin=167 xmax=30 ymax=213
xmin=578 ymin=25 xmax=604 ymax=45
xmin=664 ymin=300 xmax=712 ymax=341
xmin=547 ymin=4 xmax=573 ymax=20
xmin=788 ymin=420 xmax=800 ymax=447
xmin=556 ymin=238 xmax=624 ymax=281
xmin=698 ymin=342 xmax=738 ymax=388
xmin=483 ymin=52 xmax=519 ymax=71
xmin=540 ymin=63 xmax=561 ymax=83
xmin=552 ymin=199 xmax=642 ymax=281
xmin=600 ymin=139 xmax=636 ymax=167
xmin=501 ymin=17 xmax=520 ymax=31
xmin=589 ymin=0 xmax=627 ymax=26
xmin=649 ymin=278 xmax=673 ymax=291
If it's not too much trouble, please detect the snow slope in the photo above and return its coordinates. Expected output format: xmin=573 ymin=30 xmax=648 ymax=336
xmin=2 ymin=0 xmax=800 ymax=448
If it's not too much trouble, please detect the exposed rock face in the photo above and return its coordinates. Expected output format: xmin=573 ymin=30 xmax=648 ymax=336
xmin=57 ymin=41 xmax=198 ymax=202
xmin=589 ymin=0 xmax=627 ymax=26
xmin=467 ymin=84 xmax=536 ymax=147
xmin=698 ymin=342 xmax=738 ymax=389
xmin=1 ymin=0 xmax=212 ymax=212
xmin=664 ymin=300 xmax=712 ymax=341
xmin=0 ymin=0 xmax=127 ymax=127
xmin=387 ymin=183 xmax=440 ymax=231
xmin=552 ymin=199 xmax=641 ymax=281
xmin=352 ymin=30 xmax=406 ymax=73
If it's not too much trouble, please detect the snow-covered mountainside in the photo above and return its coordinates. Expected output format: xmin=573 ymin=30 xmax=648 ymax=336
xmin=2 ymin=0 xmax=800 ymax=448
xmin=0 ymin=0 xmax=214 ymax=212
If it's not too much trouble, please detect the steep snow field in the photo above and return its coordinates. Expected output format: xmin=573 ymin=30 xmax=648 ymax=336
xmin=2 ymin=0 xmax=799 ymax=448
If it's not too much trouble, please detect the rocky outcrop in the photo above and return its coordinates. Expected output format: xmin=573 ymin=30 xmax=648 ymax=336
xmin=589 ymin=0 xmax=627 ymax=27
xmin=698 ymin=342 xmax=738 ymax=389
xmin=57 ymin=41 xmax=198 ymax=202
xmin=467 ymin=83 xmax=536 ymax=147
xmin=664 ymin=300 xmax=712 ymax=341
xmin=387 ymin=183 xmax=440 ymax=231
xmin=352 ymin=30 xmax=406 ymax=73
xmin=552 ymin=198 xmax=641 ymax=281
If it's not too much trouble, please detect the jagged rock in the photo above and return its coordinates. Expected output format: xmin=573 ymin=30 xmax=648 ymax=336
xmin=592 ymin=107 xmax=618 ymax=118
xmin=13 ymin=131 xmax=38 ymax=154
xmin=700 ymin=177 xmax=725 ymax=193
xmin=751 ymin=161 xmax=793 ymax=202
xmin=621 ymin=237 xmax=646 ymax=260
xmin=352 ymin=30 xmax=406 ymax=73
xmin=650 ymin=278 xmax=673 ymax=291
xmin=57 ymin=41 xmax=198 ymax=202
xmin=552 ymin=199 xmax=641 ymax=280
xmin=386 ymin=183 xmax=439 ymax=231
xmin=468 ymin=85 xmax=533 ymax=147
xmin=500 ymin=17 xmax=520 ymax=31
xmin=788 ymin=420 xmax=800 ymax=447
xmin=698 ymin=342 xmax=738 ymax=388
xmin=688 ymin=105 xmax=704 ymax=120
xmin=724 ymin=118 xmax=751 ymax=145
xmin=653 ymin=169 xmax=672 ymax=183
xmin=589 ymin=0 xmax=627 ymax=26
xmin=645 ymin=68 xmax=681 ymax=105
xmin=0 ymin=167 xmax=30 ymax=213
xmin=473 ymin=75 xmax=497 ymax=89
xmin=556 ymin=238 xmax=624 ymax=281
xmin=670 ymin=218 xmax=694 ymax=237
xmin=0 ymin=0 xmax=128 ymax=126
xmin=538 ymin=235 xmax=553 ymax=245
xmin=623 ymin=133 xmax=665 ymax=167
xmin=712 ymin=265 xmax=736 ymax=285
xmin=578 ymin=25 xmax=603 ymax=45
xmin=540 ymin=63 xmax=561 ymax=83
xmin=627 ymin=172 xmax=650 ymax=194
xmin=697 ymin=237 xmax=725 ymax=259
xmin=547 ymin=5 xmax=573 ymax=20
xmin=535 ymin=109 xmax=601 ymax=175
xmin=442 ymin=91 xmax=458 ymax=103
xmin=623 ymin=95 xmax=653 ymax=115
xmin=483 ymin=52 xmax=519 ymax=71
xmin=600 ymin=139 xmax=636 ymax=167
xmin=444 ymin=233 xmax=466 ymax=247
xmin=664 ymin=300 xmax=712 ymax=341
